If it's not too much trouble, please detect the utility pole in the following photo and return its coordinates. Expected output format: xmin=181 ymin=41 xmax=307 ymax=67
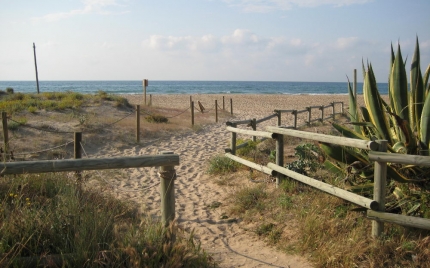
xmin=33 ymin=42 xmax=40 ymax=94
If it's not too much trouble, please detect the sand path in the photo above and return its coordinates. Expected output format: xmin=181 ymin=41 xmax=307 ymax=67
xmin=90 ymin=119 xmax=312 ymax=267
xmin=87 ymin=94 xmax=358 ymax=267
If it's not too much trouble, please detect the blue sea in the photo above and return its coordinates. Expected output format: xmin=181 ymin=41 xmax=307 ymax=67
xmin=0 ymin=80 xmax=388 ymax=95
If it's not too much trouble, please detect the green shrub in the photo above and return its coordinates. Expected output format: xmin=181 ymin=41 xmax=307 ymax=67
xmin=6 ymin=87 xmax=14 ymax=94
xmin=207 ymin=155 xmax=239 ymax=175
xmin=145 ymin=114 xmax=168 ymax=123
xmin=233 ymin=185 xmax=267 ymax=212
xmin=0 ymin=173 xmax=217 ymax=267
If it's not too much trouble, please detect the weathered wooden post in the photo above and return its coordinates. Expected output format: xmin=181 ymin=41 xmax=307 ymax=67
xmin=223 ymin=96 xmax=225 ymax=110
xmin=191 ymin=101 xmax=195 ymax=126
xmin=341 ymin=102 xmax=344 ymax=115
xmin=252 ymin=118 xmax=257 ymax=142
xmin=372 ymin=140 xmax=388 ymax=238
xmin=33 ymin=43 xmax=40 ymax=94
xmin=320 ymin=105 xmax=324 ymax=122
xmin=230 ymin=98 xmax=233 ymax=115
xmin=190 ymin=96 xmax=192 ymax=108
xmin=143 ymin=79 xmax=148 ymax=105
xmin=293 ymin=110 xmax=298 ymax=129
xmin=159 ymin=151 xmax=177 ymax=231
xmin=275 ymin=133 xmax=284 ymax=187
xmin=307 ymin=107 xmax=311 ymax=126
xmin=230 ymin=123 xmax=237 ymax=155
xmin=275 ymin=110 xmax=281 ymax=126
xmin=149 ymin=94 xmax=152 ymax=106
xmin=2 ymin=112 xmax=9 ymax=161
xmin=332 ymin=102 xmax=336 ymax=120
xmin=136 ymin=105 xmax=140 ymax=143
xmin=74 ymin=132 xmax=82 ymax=183
xmin=215 ymin=100 xmax=218 ymax=123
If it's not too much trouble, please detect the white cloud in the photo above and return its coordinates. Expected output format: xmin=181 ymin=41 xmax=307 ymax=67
xmin=335 ymin=37 xmax=359 ymax=49
xmin=31 ymin=0 xmax=128 ymax=22
xmin=222 ymin=0 xmax=372 ymax=12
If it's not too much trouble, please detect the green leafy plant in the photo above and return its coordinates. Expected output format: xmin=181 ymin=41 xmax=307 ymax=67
xmin=285 ymin=143 xmax=321 ymax=176
xmin=322 ymin=37 xmax=430 ymax=217
xmin=145 ymin=114 xmax=168 ymax=123
xmin=207 ymin=155 xmax=239 ymax=175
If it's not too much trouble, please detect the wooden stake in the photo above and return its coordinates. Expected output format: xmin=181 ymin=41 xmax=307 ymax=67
xmin=33 ymin=43 xmax=40 ymax=94
xmin=372 ymin=140 xmax=388 ymax=238
xmin=159 ymin=151 xmax=176 ymax=231
xmin=74 ymin=132 xmax=82 ymax=184
xmin=136 ymin=105 xmax=140 ymax=143
xmin=215 ymin=100 xmax=218 ymax=123
xmin=2 ymin=112 xmax=9 ymax=161
xmin=230 ymin=98 xmax=233 ymax=115
xmin=275 ymin=133 xmax=284 ymax=187
xmin=191 ymin=101 xmax=194 ymax=126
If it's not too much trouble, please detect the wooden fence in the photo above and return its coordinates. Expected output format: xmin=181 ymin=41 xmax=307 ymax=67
xmin=225 ymin=124 xmax=430 ymax=237
xmin=0 ymin=149 xmax=180 ymax=228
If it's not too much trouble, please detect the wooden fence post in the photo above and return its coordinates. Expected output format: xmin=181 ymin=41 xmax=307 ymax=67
xmin=307 ymin=107 xmax=311 ymax=126
xmin=293 ymin=110 xmax=297 ymax=129
xmin=159 ymin=151 xmax=176 ymax=232
xmin=320 ymin=106 xmax=324 ymax=122
xmin=332 ymin=102 xmax=336 ymax=120
xmin=191 ymin=101 xmax=195 ymax=126
xmin=74 ymin=132 xmax=82 ymax=184
xmin=230 ymin=98 xmax=233 ymax=115
xmin=275 ymin=110 xmax=281 ymax=126
xmin=2 ymin=112 xmax=9 ymax=161
xmin=190 ymin=96 xmax=192 ymax=108
xmin=215 ymin=100 xmax=218 ymax=123
xmin=136 ymin=105 xmax=140 ymax=143
xmin=252 ymin=118 xmax=256 ymax=142
xmin=275 ymin=133 xmax=284 ymax=187
xmin=149 ymin=94 xmax=152 ymax=106
xmin=143 ymin=79 xmax=148 ymax=105
xmin=341 ymin=102 xmax=344 ymax=115
xmin=230 ymin=123 xmax=237 ymax=155
xmin=372 ymin=140 xmax=388 ymax=238
xmin=223 ymin=96 xmax=225 ymax=110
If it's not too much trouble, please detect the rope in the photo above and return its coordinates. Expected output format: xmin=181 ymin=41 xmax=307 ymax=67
xmin=139 ymin=106 xmax=191 ymax=119
xmin=8 ymin=118 xmax=75 ymax=134
xmin=79 ymin=142 xmax=160 ymax=193
xmin=6 ymin=140 xmax=74 ymax=157
xmin=85 ymin=112 xmax=134 ymax=133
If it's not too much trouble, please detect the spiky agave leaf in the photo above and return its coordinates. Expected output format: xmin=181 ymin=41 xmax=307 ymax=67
xmin=363 ymin=64 xmax=393 ymax=144
xmin=319 ymin=142 xmax=369 ymax=166
xmin=390 ymin=43 xmax=409 ymax=121
xmin=332 ymin=122 xmax=369 ymax=140
xmin=424 ymin=63 xmax=430 ymax=99
xmin=419 ymin=92 xmax=430 ymax=155
xmin=347 ymin=77 xmax=360 ymax=134
xmin=411 ymin=36 xmax=425 ymax=137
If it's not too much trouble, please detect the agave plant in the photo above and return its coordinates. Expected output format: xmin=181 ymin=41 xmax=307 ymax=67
xmin=321 ymin=37 xmax=430 ymax=217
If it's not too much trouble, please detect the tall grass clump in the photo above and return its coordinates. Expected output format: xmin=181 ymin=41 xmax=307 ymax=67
xmin=0 ymin=173 xmax=217 ymax=267
xmin=207 ymin=155 xmax=239 ymax=175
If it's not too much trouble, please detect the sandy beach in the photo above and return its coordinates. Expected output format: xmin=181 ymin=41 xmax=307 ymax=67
xmin=84 ymin=93 xmax=358 ymax=267
xmin=88 ymin=94 xmax=357 ymax=267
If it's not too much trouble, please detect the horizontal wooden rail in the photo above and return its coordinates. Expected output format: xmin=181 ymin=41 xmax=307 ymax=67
xmin=226 ymin=119 xmax=252 ymax=126
xmin=267 ymin=163 xmax=378 ymax=210
xmin=0 ymin=155 xmax=180 ymax=174
xmin=296 ymin=109 xmax=308 ymax=114
xmin=367 ymin=210 xmax=430 ymax=230
xmin=308 ymin=105 xmax=321 ymax=109
xmin=369 ymin=151 xmax=430 ymax=166
xmin=256 ymin=114 xmax=277 ymax=124
xmin=225 ymin=153 xmax=275 ymax=176
xmin=226 ymin=126 xmax=275 ymax=139
xmin=274 ymin=109 xmax=295 ymax=113
xmin=266 ymin=126 xmax=378 ymax=150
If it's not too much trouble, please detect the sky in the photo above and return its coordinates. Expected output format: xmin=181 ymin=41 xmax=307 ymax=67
xmin=1 ymin=0 xmax=430 ymax=82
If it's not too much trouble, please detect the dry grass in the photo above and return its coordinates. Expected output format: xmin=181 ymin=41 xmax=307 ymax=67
xmin=208 ymin=117 xmax=430 ymax=268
